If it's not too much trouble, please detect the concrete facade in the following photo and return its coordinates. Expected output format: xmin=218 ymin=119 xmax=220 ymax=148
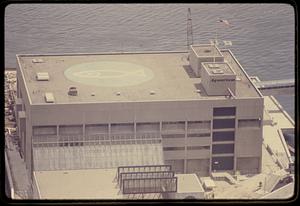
xmin=16 ymin=45 xmax=264 ymax=181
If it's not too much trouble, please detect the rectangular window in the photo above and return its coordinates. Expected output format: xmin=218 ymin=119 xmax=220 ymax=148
xmin=238 ymin=119 xmax=261 ymax=128
xmin=212 ymin=131 xmax=235 ymax=141
xmin=162 ymin=121 xmax=185 ymax=132
xmin=162 ymin=134 xmax=185 ymax=138
xmin=136 ymin=122 xmax=160 ymax=133
xmin=33 ymin=126 xmax=57 ymax=136
xmin=163 ymin=147 xmax=185 ymax=151
xmin=59 ymin=125 xmax=83 ymax=135
xmin=187 ymin=133 xmax=211 ymax=138
xmin=212 ymin=144 xmax=234 ymax=154
xmin=213 ymin=107 xmax=236 ymax=116
xmin=187 ymin=121 xmax=211 ymax=131
xmin=187 ymin=146 xmax=210 ymax=150
xmin=85 ymin=124 xmax=108 ymax=134
xmin=111 ymin=123 xmax=134 ymax=134
xmin=213 ymin=119 xmax=235 ymax=129
xmin=212 ymin=156 xmax=234 ymax=170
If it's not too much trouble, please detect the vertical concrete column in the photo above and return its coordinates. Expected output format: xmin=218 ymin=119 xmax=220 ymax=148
xmin=56 ymin=125 xmax=59 ymax=139
xmin=209 ymin=118 xmax=213 ymax=174
xmin=82 ymin=112 xmax=85 ymax=143
xmin=16 ymin=78 xmax=21 ymax=99
xmin=15 ymin=98 xmax=23 ymax=120
xmin=82 ymin=125 xmax=85 ymax=141
xmin=133 ymin=108 xmax=137 ymax=141
xmin=26 ymin=122 xmax=33 ymax=182
xmin=184 ymin=121 xmax=188 ymax=173
xmin=233 ymin=114 xmax=238 ymax=173
xmin=108 ymin=123 xmax=111 ymax=145
xmin=134 ymin=122 xmax=137 ymax=142
xmin=18 ymin=111 xmax=26 ymax=157
xmin=159 ymin=121 xmax=162 ymax=139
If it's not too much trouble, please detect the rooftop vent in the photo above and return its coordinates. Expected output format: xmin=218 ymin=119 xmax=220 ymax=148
xmin=116 ymin=92 xmax=121 ymax=96
xmin=44 ymin=92 xmax=55 ymax=103
xmin=36 ymin=72 xmax=50 ymax=81
xmin=150 ymin=90 xmax=156 ymax=95
xmin=32 ymin=59 xmax=44 ymax=63
xmin=204 ymin=49 xmax=211 ymax=53
xmin=208 ymin=64 xmax=220 ymax=68
xmin=68 ymin=87 xmax=78 ymax=96
xmin=212 ymin=69 xmax=224 ymax=74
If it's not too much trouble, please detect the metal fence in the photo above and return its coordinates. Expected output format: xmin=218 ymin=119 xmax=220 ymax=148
xmin=119 ymin=171 xmax=175 ymax=186
xmin=122 ymin=177 xmax=177 ymax=194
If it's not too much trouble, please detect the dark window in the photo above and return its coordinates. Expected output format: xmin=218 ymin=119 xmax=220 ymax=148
xmin=213 ymin=107 xmax=236 ymax=116
xmin=187 ymin=146 xmax=210 ymax=150
xmin=212 ymin=144 xmax=234 ymax=154
xmin=212 ymin=156 xmax=234 ymax=170
xmin=187 ymin=133 xmax=211 ymax=138
xmin=213 ymin=119 xmax=235 ymax=129
xmin=212 ymin=131 xmax=235 ymax=141
xmin=163 ymin=147 xmax=185 ymax=151
xmin=33 ymin=126 xmax=57 ymax=136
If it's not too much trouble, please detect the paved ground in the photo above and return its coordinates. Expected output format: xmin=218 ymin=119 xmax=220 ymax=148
xmin=212 ymin=95 xmax=294 ymax=199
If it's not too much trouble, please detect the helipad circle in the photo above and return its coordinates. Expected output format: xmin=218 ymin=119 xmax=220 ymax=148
xmin=64 ymin=61 xmax=154 ymax=87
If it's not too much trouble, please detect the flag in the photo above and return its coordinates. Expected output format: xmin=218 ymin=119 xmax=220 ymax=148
xmin=219 ymin=19 xmax=231 ymax=26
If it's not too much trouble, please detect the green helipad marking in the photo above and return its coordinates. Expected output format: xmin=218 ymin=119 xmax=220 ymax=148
xmin=64 ymin=61 xmax=154 ymax=87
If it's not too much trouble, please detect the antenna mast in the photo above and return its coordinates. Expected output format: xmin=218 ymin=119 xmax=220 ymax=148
xmin=187 ymin=8 xmax=194 ymax=51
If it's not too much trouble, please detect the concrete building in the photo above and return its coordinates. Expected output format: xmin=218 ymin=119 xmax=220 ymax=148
xmin=15 ymin=43 xmax=264 ymax=183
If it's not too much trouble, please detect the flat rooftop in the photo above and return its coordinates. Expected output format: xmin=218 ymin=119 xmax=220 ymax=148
xmin=175 ymin=173 xmax=204 ymax=193
xmin=34 ymin=168 xmax=123 ymax=199
xmin=191 ymin=45 xmax=222 ymax=57
xmin=17 ymin=50 xmax=261 ymax=104
xmin=34 ymin=168 xmax=203 ymax=199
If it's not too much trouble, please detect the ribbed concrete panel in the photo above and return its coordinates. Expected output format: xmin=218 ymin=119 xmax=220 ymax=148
xmin=33 ymin=143 xmax=163 ymax=171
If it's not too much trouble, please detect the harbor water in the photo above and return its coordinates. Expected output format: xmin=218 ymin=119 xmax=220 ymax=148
xmin=4 ymin=4 xmax=295 ymax=119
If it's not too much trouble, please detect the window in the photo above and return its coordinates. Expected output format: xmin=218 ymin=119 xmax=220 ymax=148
xmin=187 ymin=133 xmax=211 ymax=138
xmin=212 ymin=131 xmax=235 ymax=141
xmin=136 ymin=122 xmax=160 ymax=133
xmin=212 ymin=156 xmax=234 ymax=170
xmin=163 ymin=147 xmax=185 ymax=151
xmin=187 ymin=146 xmax=210 ymax=150
xmin=111 ymin=123 xmax=134 ymax=133
xmin=212 ymin=144 xmax=234 ymax=154
xmin=162 ymin=121 xmax=185 ymax=132
xmin=85 ymin=124 xmax=108 ymax=134
xmin=33 ymin=126 xmax=57 ymax=136
xmin=213 ymin=119 xmax=235 ymax=129
xmin=213 ymin=107 xmax=236 ymax=116
xmin=238 ymin=119 xmax=261 ymax=128
xmin=162 ymin=134 xmax=185 ymax=138
xmin=187 ymin=121 xmax=211 ymax=131
xmin=59 ymin=125 xmax=83 ymax=135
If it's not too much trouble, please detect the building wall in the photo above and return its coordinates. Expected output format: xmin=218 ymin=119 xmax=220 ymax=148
xmin=201 ymin=69 xmax=236 ymax=96
xmin=16 ymin=62 xmax=34 ymax=181
xmin=19 ymin=90 xmax=263 ymax=176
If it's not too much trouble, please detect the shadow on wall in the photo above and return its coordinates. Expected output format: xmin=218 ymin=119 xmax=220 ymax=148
xmin=182 ymin=65 xmax=197 ymax=78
